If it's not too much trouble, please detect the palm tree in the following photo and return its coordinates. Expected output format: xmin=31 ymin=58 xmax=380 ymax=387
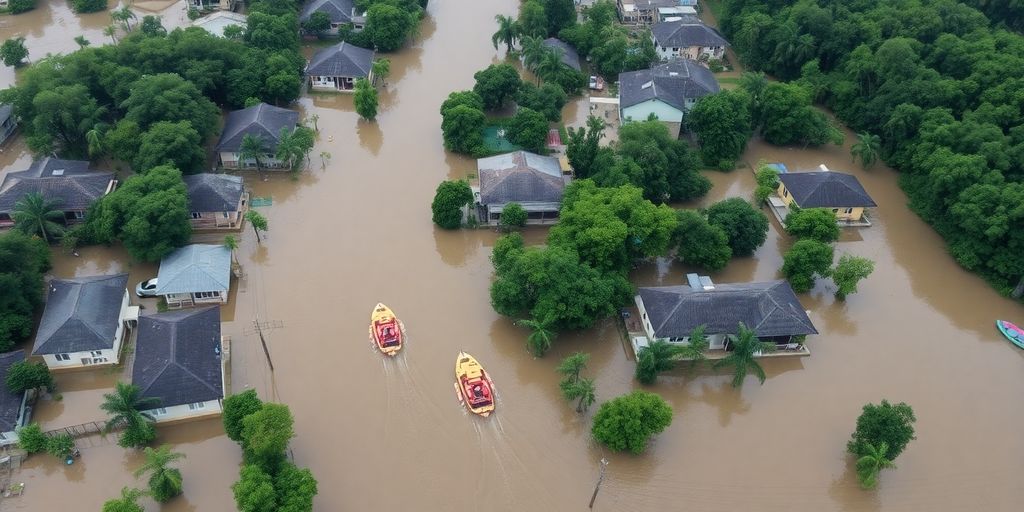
xmin=74 ymin=36 xmax=91 ymax=49
xmin=855 ymin=442 xmax=896 ymax=489
xmin=492 ymin=14 xmax=519 ymax=53
xmin=245 ymin=210 xmax=268 ymax=244
xmin=86 ymin=125 xmax=105 ymax=158
xmin=851 ymin=132 xmax=881 ymax=169
xmin=134 ymin=445 xmax=186 ymax=502
xmin=275 ymin=128 xmax=302 ymax=170
xmin=520 ymin=36 xmax=546 ymax=72
xmin=308 ymin=114 xmax=320 ymax=132
xmin=103 ymin=25 xmax=118 ymax=44
xmin=556 ymin=352 xmax=589 ymax=386
xmin=515 ymin=315 xmax=556 ymax=356
xmin=100 ymin=382 xmax=159 ymax=438
xmin=562 ymin=378 xmax=596 ymax=413
xmin=223 ymin=234 xmax=238 ymax=265
xmin=12 ymin=192 xmax=66 ymax=243
xmin=371 ymin=58 xmax=390 ymax=86
xmin=319 ymin=151 xmax=331 ymax=169
xmin=112 ymin=7 xmax=137 ymax=32
xmin=103 ymin=487 xmax=148 ymax=510
xmin=712 ymin=323 xmax=776 ymax=388
xmin=534 ymin=47 xmax=564 ymax=84
xmin=635 ymin=340 xmax=683 ymax=385
xmin=238 ymin=134 xmax=264 ymax=172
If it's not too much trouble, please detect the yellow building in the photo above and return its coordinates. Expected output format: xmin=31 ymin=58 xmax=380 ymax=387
xmin=776 ymin=167 xmax=877 ymax=224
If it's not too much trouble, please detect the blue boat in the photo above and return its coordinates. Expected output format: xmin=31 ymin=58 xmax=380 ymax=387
xmin=996 ymin=320 xmax=1024 ymax=349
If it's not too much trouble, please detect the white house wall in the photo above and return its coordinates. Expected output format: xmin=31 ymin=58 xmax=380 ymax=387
xmin=42 ymin=290 xmax=130 ymax=369
xmin=145 ymin=399 xmax=223 ymax=423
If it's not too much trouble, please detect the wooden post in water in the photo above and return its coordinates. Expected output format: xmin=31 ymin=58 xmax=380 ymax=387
xmin=588 ymin=458 xmax=609 ymax=509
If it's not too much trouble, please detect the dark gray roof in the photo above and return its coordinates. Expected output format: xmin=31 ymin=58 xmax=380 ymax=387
xmin=184 ymin=174 xmax=244 ymax=213
xmin=652 ymin=18 xmax=729 ymax=48
xmin=306 ymin=41 xmax=374 ymax=78
xmin=155 ymin=244 xmax=232 ymax=295
xmin=778 ymin=171 xmax=877 ymax=208
xmin=543 ymin=38 xmax=581 ymax=71
xmin=132 ymin=307 xmax=223 ymax=408
xmin=619 ymin=59 xmax=719 ymax=110
xmin=300 ymin=0 xmax=358 ymax=24
xmin=0 ymin=104 xmax=11 ymax=123
xmin=0 ymin=158 xmax=113 ymax=213
xmin=32 ymin=274 xmax=129 ymax=355
xmin=0 ymin=351 xmax=26 ymax=432
xmin=638 ymin=280 xmax=818 ymax=339
xmin=477 ymin=151 xmax=565 ymax=205
xmin=215 ymin=103 xmax=299 ymax=153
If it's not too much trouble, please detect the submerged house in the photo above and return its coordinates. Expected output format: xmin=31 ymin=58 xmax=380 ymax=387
xmin=542 ymin=38 xmax=581 ymax=71
xmin=306 ymin=41 xmax=374 ymax=92
xmin=155 ymin=245 xmax=232 ymax=309
xmin=618 ymin=0 xmax=679 ymax=26
xmin=216 ymin=103 xmax=299 ymax=170
xmin=183 ymin=174 xmax=248 ymax=230
xmin=133 ymin=307 xmax=226 ymax=423
xmin=187 ymin=0 xmax=238 ymax=11
xmin=635 ymin=276 xmax=817 ymax=355
xmin=300 ymin=0 xmax=366 ymax=35
xmin=0 ymin=351 xmax=30 ymax=446
xmin=618 ymin=59 xmax=719 ymax=137
xmin=0 ymin=104 xmax=16 ymax=145
xmin=776 ymin=165 xmax=877 ymax=225
xmin=191 ymin=11 xmax=247 ymax=37
xmin=651 ymin=17 xmax=730 ymax=62
xmin=0 ymin=158 xmax=116 ymax=229
xmin=31 ymin=274 xmax=137 ymax=370
xmin=475 ymin=151 xmax=569 ymax=225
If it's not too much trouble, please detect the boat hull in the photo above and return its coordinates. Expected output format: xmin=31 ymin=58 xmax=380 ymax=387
xmin=997 ymin=320 xmax=1024 ymax=349
xmin=370 ymin=303 xmax=403 ymax=356
xmin=455 ymin=352 xmax=495 ymax=417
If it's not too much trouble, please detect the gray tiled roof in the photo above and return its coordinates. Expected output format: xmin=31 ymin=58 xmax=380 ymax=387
xmin=0 ymin=158 xmax=112 ymax=213
xmin=306 ymin=41 xmax=374 ymax=78
xmin=184 ymin=174 xmax=244 ymax=213
xmin=133 ymin=307 xmax=223 ymax=408
xmin=0 ymin=351 xmax=26 ymax=432
xmin=300 ymin=0 xmax=358 ymax=24
xmin=477 ymin=151 xmax=565 ymax=205
xmin=155 ymin=245 xmax=231 ymax=295
xmin=638 ymin=280 xmax=818 ymax=339
xmin=543 ymin=38 xmax=581 ymax=71
xmin=215 ymin=103 xmax=299 ymax=153
xmin=652 ymin=18 xmax=729 ymax=48
xmin=32 ymin=274 xmax=129 ymax=355
xmin=0 ymin=104 xmax=11 ymax=124
xmin=619 ymin=59 xmax=719 ymax=110
xmin=778 ymin=171 xmax=877 ymax=208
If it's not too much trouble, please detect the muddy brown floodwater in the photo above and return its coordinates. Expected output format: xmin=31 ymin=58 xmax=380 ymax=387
xmin=3 ymin=0 xmax=1024 ymax=510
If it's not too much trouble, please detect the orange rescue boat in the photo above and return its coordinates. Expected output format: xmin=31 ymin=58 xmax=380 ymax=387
xmin=369 ymin=303 xmax=403 ymax=356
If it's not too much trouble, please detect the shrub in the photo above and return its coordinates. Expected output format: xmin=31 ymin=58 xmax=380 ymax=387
xmin=431 ymin=180 xmax=473 ymax=229
xmin=499 ymin=203 xmax=527 ymax=229
xmin=592 ymin=391 xmax=673 ymax=454
xmin=45 ymin=433 xmax=75 ymax=458
xmin=848 ymin=400 xmax=916 ymax=459
xmin=16 ymin=423 xmax=46 ymax=453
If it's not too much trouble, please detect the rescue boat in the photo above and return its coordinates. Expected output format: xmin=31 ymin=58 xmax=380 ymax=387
xmin=454 ymin=352 xmax=495 ymax=417
xmin=369 ymin=303 xmax=403 ymax=356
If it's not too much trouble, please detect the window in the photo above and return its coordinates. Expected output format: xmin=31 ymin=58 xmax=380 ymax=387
xmin=73 ymin=211 xmax=85 ymax=219
xmin=55 ymin=353 xmax=71 ymax=361
xmin=188 ymin=402 xmax=206 ymax=411
xmin=844 ymin=207 xmax=854 ymax=214
xmin=223 ymin=212 xmax=230 ymax=218
xmin=87 ymin=357 xmax=108 ymax=365
xmin=783 ymin=189 xmax=789 ymax=198
xmin=153 ymin=408 xmax=167 ymax=416
xmin=832 ymin=208 xmax=839 ymax=214
xmin=191 ymin=212 xmax=202 ymax=219
xmin=672 ymin=48 xmax=679 ymax=52
xmin=90 ymin=350 xmax=104 ymax=357
xmin=195 ymin=291 xmax=221 ymax=299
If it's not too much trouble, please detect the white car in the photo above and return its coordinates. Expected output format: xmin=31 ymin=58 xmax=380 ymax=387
xmin=135 ymin=278 xmax=158 ymax=298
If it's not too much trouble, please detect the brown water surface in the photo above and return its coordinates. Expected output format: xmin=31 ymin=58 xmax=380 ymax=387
xmin=3 ymin=0 xmax=1024 ymax=510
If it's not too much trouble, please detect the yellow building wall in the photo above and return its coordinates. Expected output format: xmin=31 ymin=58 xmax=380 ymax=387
xmin=776 ymin=183 xmax=865 ymax=221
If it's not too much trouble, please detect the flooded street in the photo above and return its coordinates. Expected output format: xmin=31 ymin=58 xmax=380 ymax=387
xmin=3 ymin=0 xmax=1024 ymax=510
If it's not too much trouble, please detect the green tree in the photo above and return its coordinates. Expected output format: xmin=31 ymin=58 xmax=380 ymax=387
xmin=100 ymin=382 xmax=159 ymax=449
xmin=855 ymin=441 xmax=896 ymax=489
xmin=431 ymin=180 xmax=473 ymax=229
xmin=712 ymin=323 xmax=776 ymax=387
xmin=45 ymin=433 xmax=75 ymax=458
xmin=832 ymin=254 xmax=875 ymax=300
xmin=688 ymin=90 xmax=753 ymax=169
xmin=72 ymin=0 xmax=107 ymax=13
xmin=757 ymin=82 xmax=843 ymax=147
xmin=635 ymin=340 xmax=682 ymax=385
xmin=16 ymin=423 xmax=46 ymax=454
xmin=0 ymin=232 xmax=50 ymax=352
xmin=782 ymin=239 xmax=834 ymax=293
xmin=85 ymin=165 xmax=192 ymax=262
xmin=371 ymin=58 xmax=391 ymax=86
xmin=276 ymin=126 xmax=316 ymax=170
xmin=223 ymin=389 xmax=264 ymax=442
xmin=104 ymin=120 xmax=142 ymax=164
xmin=239 ymin=134 xmax=265 ymax=172
xmin=753 ymin=163 xmax=780 ymax=203
xmin=274 ymin=462 xmax=319 ymax=511
xmin=616 ymin=120 xmax=709 ymax=202
xmin=73 ymin=35 xmax=90 ymax=49
xmin=516 ymin=82 xmax=567 ymax=123
xmin=785 ymin=207 xmax=840 ymax=243
xmin=851 ymin=132 xmax=881 ymax=169
xmin=706 ymin=198 xmax=770 ymax=257
xmin=12 ymin=192 xmax=65 ymax=243
xmin=134 ymin=121 xmax=206 ymax=174
xmin=543 ymin=0 xmax=576 ymax=36
xmin=591 ymin=390 xmax=673 ymax=454
xmin=86 ymin=126 xmax=106 ymax=158
xmin=134 ymin=445 xmax=185 ymax=503
xmin=514 ymin=315 xmax=557 ymax=356
xmin=5 ymin=360 xmax=53 ymax=393
xmin=354 ymin=78 xmax=379 ymax=121
xmin=566 ymin=116 xmax=607 ymax=179
xmin=508 ymin=107 xmax=548 ymax=153
xmin=556 ymin=352 xmax=589 ymax=386
xmin=548 ymin=181 xmax=678 ymax=274
xmin=140 ymin=15 xmax=167 ymax=37
xmin=365 ymin=3 xmax=417 ymax=52
xmin=440 ymin=105 xmax=485 ymax=155
xmin=0 ymin=38 xmax=29 ymax=68
xmin=499 ymin=202 xmax=527 ymax=230
xmin=26 ymin=84 xmax=106 ymax=156
xmin=241 ymin=403 xmax=295 ymax=473
xmin=6 ymin=0 xmax=36 ymax=15
xmin=440 ymin=89 xmax=485 ymax=115
xmin=557 ymin=353 xmax=596 ymax=412
xmin=673 ymin=210 xmax=732 ymax=272
xmin=492 ymin=14 xmax=519 ymax=52
xmin=303 ymin=11 xmax=332 ymax=37
xmin=101 ymin=487 xmax=147 ymax=512
xmin=848 ymin=400 xmax=916 ymax=459
xmin=112 ymin=7 xmax=137 ymax=32
xmin=473 ymin=63 xmax=522 ymax=110
xmin=103 ymin=25 xmax=118 ymax=44
xmin=517 ymin=1 xmax=547 ymax=39
xmin=246 ymin=210 xmax=269 ymax=244
xmin=233 ymin=465 xmax=277 ymax=512
xmin=121 ymin=73 xmax=220 ymax=138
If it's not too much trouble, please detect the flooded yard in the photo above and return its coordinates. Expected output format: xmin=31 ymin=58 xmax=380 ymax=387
xmin=1 ymin=0 xmax=1024 ymax=510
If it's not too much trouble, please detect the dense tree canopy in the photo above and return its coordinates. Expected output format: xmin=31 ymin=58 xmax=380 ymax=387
xmin=223 ymin=390 xmax=264 ymax=443
xmin=71 ymin=0 xmax=105 ymax=13
xmin=0 ymin=38 xmax=28 ymax=68
xmin=673 ymin=210 xmax=733 ymax=272
xmin=354 ymin=78 xmax=379 ymax=120
xmin=508 ymin=107 xmax=548 ymax=153
xmin=782 ymin=239 xmax=834 ymax=293
xmin=441 ymin=105 xmax=485 ymax=155
xmin=559 ymin=0 xmax=656 ymax=77
xmin=706 ymin=198 xmax=770 ymax=257
xmin=241 ymin=403 xmax=295 ymax=473
xmin=591 ymin=391 xmax=673 ymax=454
xmin=364 ymin=1 xmax=421 ymax=52
xmin=431 ymin=180 xmax=473 ymax=229
xmin=614 ymin=120 xmax=709 ymax=202
xmin=5 ymin=0 xmax=36 ymax=15
xmin=516 ymin=82 xmax=567 ymax=123
xmin=473 ymin=64 xmax=522 ymax=110
xmin=134 ymin=121 xmax=206 ymax=174
xmin=688 ymin=90 xmax=753 ymax=170
xmin=122 ymin=73 xmax=219 ymax=139
xmin=4 ymin=361 xmax=53 ymax=393
xmin=784 ymin=207 xmax=840 ymax=243
xmin=0 ymin=232 xmax=50 ymax=352
xmin=848 ymin=400 xmax=917 ymax=459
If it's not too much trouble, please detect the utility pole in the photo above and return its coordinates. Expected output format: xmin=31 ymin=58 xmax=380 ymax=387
xmin=244 ymin=318 xmax=283 ymax=372
xmin=588 ymin=458 xmax=609 ymax=509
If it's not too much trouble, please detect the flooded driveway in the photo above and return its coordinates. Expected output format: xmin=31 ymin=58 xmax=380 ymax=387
xmin=3 ymin=0 xmax=1024 ymax=510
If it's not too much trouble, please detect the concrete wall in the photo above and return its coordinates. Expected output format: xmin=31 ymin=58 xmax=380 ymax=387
xmin=145 ymin=399 xmax=223 ymax=424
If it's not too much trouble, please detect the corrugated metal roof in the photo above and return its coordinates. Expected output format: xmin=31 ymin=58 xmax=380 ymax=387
xmin=155 ymin=245 xmax=231 ymax=295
